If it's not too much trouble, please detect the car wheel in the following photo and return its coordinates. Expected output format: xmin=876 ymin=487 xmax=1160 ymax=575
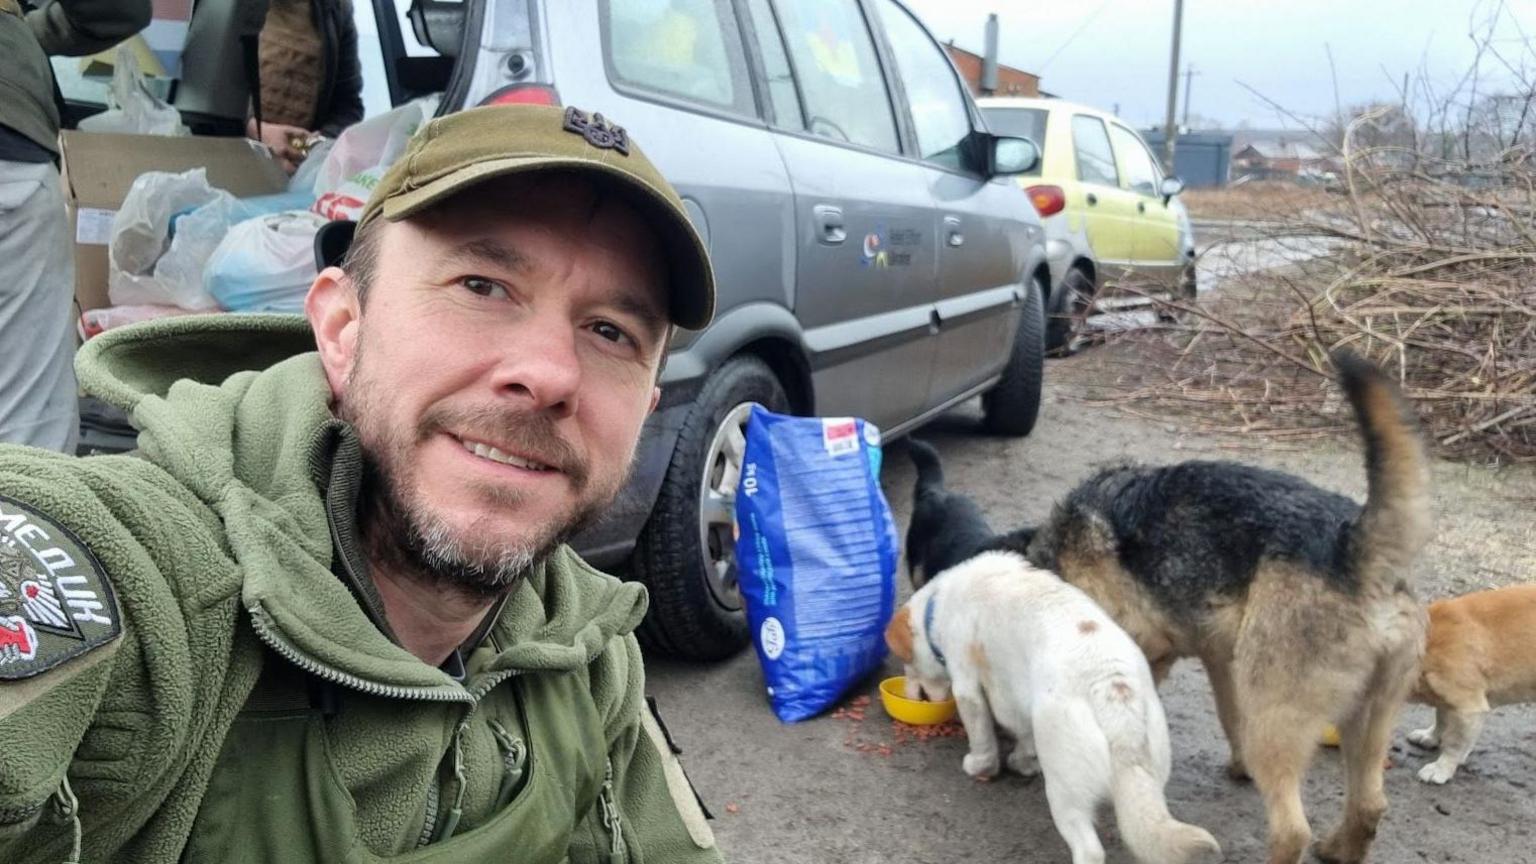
xmin=630 ymin=355 xmax=790 ymax=660
xmin=982 ymin=275 xmax=1046 ymax=437
xmin=1044 ymin=266 xmax=1095 ymax=356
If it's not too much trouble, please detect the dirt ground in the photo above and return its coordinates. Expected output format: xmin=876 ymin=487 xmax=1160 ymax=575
xmin=646 ymin=343 xmax=1536 ymax=864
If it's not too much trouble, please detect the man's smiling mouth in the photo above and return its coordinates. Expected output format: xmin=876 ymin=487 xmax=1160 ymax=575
xmin=456 ymin=435 xmax=555 ymax=472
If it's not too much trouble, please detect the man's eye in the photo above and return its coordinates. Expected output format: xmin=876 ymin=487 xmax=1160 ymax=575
xmin=462 ymin=277 xmax=508 ymax=299
xmin=591 ymin=322 xmax=632 ymax=345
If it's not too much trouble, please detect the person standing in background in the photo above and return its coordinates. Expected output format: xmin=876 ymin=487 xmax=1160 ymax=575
xmin=245 ymin=0 xmax=363 ymax=174
xmin=0 ymin=0 xmax=151 ymax=452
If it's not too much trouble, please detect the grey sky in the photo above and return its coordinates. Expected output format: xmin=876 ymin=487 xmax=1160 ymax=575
xmin=905 ymin=0 xmax=1535 ymax=130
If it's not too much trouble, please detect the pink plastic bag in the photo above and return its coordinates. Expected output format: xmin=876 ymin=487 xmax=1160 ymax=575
xmin=308 ymin=98 xmax=437 ymax=221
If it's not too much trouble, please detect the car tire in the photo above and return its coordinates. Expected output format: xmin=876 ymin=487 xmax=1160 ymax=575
xmin=1044 ymin=266 xmax=1095 ymax=356
xmin=982 ymin=276 xmax=1046 ymax=437
xmin=630 ymin=355 xmax=790 ymax=661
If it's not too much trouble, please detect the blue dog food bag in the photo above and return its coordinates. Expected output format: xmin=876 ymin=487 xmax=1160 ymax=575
xmin=734 ymin=405 xmax=899 ymax=723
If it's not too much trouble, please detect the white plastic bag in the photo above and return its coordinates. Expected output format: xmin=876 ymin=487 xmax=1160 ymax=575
xmin=108 ymin=169 xmax=233 ymax=310
xmin=205 ymin=211 xmax=329 ymax=313
xmin=288 ymin=137 xmax=335 ymax=194
xmin=311 ymin=97 xmax=437 ymax=220
xmin=77 ymin=47 xmax=188 ymax=136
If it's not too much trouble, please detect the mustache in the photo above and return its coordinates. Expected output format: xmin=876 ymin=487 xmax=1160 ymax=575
xmin=421 ymin=404 xmax=590 ymax=487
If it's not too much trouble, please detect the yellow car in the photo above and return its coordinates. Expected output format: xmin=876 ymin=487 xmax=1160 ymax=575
xmin=979 ymin=97 xmax=1195 ymax=352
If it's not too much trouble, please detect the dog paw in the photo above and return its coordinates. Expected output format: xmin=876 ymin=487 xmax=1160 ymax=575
xmin=1005 ymin=749 xmax=1040 ymax=777
xmin=1407 ymin=728 xmax=1440 ymax=750
xmin=963 ymin=752 xmax=1000 ymax=780
xmin=1418 ymin=760 xmax=1457 ymax=785
xmin=1312 ymin=835 xmax=1363 ymax=864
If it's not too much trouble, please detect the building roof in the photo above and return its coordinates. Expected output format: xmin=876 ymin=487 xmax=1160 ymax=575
xmin=942 ymin=40 xmax=1039 ymax=79
xmin=1236 ymin=140 xmax=1326 ymax=162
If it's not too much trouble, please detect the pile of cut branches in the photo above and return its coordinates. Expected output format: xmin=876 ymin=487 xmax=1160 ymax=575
xmin=1097 ymin=114 xmax=1536 ymax=462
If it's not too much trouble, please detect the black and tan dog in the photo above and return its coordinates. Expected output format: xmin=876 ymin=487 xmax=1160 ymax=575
xmin=905 ymin=353 xmax=1431 ymax=864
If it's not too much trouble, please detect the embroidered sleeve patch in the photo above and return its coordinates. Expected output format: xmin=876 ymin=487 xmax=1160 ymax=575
xmin=0 ymin=495 xmax=120 ymax=680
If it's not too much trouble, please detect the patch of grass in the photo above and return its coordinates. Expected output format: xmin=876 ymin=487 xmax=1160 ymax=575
xmin=1182 ymin=181 xmax=1334 ymax=222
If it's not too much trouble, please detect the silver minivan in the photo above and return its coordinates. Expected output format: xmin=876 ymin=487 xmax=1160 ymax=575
xmin=74 ymin=0 xmax=1053 ymax=660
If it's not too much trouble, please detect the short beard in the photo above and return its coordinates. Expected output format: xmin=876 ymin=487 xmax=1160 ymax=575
xmin=358 ymin=450 xmax=595 ymax=598
xmin=339 ymin=334 xmax=608 ymax=598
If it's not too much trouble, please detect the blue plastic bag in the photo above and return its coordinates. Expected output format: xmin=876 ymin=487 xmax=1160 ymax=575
xmin=734 ymin=405 xmax=899 ymax=723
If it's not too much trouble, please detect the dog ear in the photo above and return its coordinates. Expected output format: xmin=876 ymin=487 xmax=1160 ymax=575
xmin=885 ymin=605 xmax=915 ymax=662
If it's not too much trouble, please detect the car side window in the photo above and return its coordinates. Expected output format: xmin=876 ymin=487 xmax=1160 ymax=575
xmin=602 ymin=0 xmax=754 ymax=114
xmin=772 ymin=0 xmax=900 ymax=153
xmin=1071 ymin=115 xmax=1119 ymax=187
xmin=743 ymin=0 xmax=805 ymax=129
xmin=874 ymin=0 xmax=974 ymax=171
xmin=1109 ymin=124 xmax=1162 ymax=197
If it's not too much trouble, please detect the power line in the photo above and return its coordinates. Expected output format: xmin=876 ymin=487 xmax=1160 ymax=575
xmin=1039 ymin=0 xmax=1116 ymax=72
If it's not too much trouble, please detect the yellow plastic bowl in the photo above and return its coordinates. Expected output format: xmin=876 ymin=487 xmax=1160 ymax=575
xmin=1321 ymin=724 xmax=1342 ymax=747
xmin=879 ymin=676 xmax=957 ymax=725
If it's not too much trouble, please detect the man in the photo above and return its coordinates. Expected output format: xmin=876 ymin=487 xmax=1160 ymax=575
xmin=0 ymin=0 xmax=151 ymax=451
xmin=0 ymin=103 xmax=724 ymax=863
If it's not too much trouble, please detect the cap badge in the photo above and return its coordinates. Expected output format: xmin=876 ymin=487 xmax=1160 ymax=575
xmin=563 ymin=107 xmax=630 ymax=156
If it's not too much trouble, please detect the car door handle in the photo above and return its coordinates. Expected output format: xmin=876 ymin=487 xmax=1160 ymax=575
xmin=813 ymin=204 xmax=846 ymax=245
xmin=1086 ymin=192 xmax=1098 ymax=206
xmin=944 ymin=215 xmax=964 ymax=247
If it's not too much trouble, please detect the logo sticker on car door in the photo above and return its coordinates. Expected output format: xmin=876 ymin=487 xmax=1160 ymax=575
xmin=860 ymin=225 xmax=920 ymax=268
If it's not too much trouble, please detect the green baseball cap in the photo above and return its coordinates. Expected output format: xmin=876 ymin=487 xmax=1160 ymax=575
xmin=347 ymin=103 xmax=715 ymax=330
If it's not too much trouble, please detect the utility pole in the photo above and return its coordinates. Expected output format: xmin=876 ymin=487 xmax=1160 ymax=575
xmin=1181 ymin=64 xmax=1199 ymax=128
xmin=1161 ymin=0 xmax=1185 ymax=174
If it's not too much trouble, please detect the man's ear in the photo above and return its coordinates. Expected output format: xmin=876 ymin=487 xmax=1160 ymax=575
xmin=647 ymin=385 xmax=661 ymax=415
xmin=306 ymin=265 xmax=361 ymax=396
xmin=885 ymin=605 xmax=915 ymax=663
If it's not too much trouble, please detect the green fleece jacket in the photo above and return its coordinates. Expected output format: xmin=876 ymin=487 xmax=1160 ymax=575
xmin=1 ymin=0 xmax=152 ymax=153
xmin=0 ymin=314 xmax=723 ymax=863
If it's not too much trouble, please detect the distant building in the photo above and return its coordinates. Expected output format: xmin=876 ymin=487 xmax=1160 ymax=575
xmin=944 ymin=42 xmax=1040 ymax=97
xmin=1140 ymin=130 xmax=1234 ymax=188
xmin=1230 ymin=131 xmax=1337 ymax=180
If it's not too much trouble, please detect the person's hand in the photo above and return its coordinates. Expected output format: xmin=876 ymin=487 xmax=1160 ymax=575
xmin=246 ymin=118 xmax=314 ymax=175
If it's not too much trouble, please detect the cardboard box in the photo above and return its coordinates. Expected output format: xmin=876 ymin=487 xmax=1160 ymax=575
xmin=59 ymin=131 xmax=287 ymax=312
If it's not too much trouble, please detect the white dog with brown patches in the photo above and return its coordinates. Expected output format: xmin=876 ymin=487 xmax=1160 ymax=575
xmin=885 ymin=552 xmax=1220 ymax=864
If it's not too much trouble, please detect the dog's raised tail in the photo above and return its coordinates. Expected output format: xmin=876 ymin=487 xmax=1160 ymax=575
xmin=1334 ymin=350 xmax=1432 ymax=589
xmin=908 ymin=438 xmax=945 ymax=491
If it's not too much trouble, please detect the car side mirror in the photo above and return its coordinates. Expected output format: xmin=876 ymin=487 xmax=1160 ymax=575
xmin=1160 ymin=176 xmax=1185 ymax=203
xmin=989 ymin=135 xmax=1040 ymax=177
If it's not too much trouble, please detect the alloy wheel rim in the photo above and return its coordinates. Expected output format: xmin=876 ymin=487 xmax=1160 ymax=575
xmin=696 ymin=402 xmax=755 ymax=612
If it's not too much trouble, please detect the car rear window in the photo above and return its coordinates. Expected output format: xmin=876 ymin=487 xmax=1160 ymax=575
xmin=982 ymin=107 xmax=1046 ymax=176
xmin=1071 ymin=114 xmax=1120 ymax=186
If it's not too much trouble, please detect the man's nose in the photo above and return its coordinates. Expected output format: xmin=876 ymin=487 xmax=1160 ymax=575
xmin=491 ymin=318 xmax=581 ymax=415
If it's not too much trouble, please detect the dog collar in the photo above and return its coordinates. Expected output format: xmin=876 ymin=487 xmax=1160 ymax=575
xmin=923 ymin=593 xmax=946 ymax=667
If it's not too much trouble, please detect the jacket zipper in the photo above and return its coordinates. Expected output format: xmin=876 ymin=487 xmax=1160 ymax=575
xmin=247 ymin=606 xmax=531 ymax=849
xmin=415 ymin=781 xmax=441 ymax=849
xmin=488 ymin=719 xmax=528 ymax=810
xmin=598 ymin=760 xmax=627 ymax=864
xmin=0 ymin=800 xmax=44 ymax=826
xmin=248 ymin=604 xmax=471 ymax=703
xmin=426 ymin=667 xmax=525 ymax=844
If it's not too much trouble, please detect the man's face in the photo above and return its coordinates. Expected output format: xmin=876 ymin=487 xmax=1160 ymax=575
xmin=326 ymin=175 xmax=668 ymax=592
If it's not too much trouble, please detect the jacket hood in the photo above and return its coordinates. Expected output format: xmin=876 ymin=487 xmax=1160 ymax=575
xmin=75 ymin=314 xmax=646 ymax=692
